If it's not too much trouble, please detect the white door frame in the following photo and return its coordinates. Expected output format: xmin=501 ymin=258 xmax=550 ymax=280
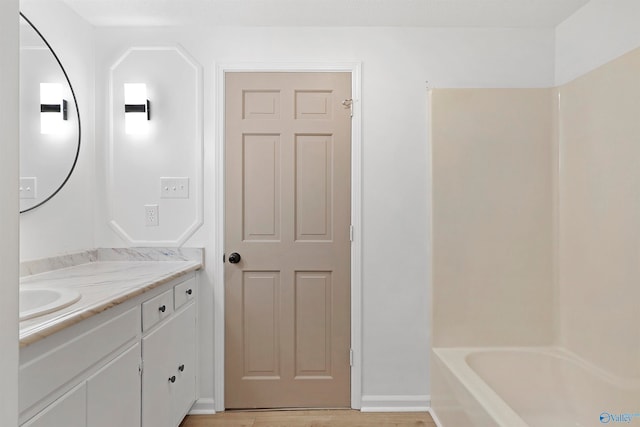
xmin=213 ymin=62 xmax=363 ymax=411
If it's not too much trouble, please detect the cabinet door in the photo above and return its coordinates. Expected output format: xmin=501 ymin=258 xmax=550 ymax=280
xmin=142 ymin=317 xmax=174 ymax=427
xmin=22 ymin=383 xmax=86 ymax=427
xmin=87 ymin=343 xmax=141 ymax=427
xmin=172 ymin=303 xmax=197 ymax=426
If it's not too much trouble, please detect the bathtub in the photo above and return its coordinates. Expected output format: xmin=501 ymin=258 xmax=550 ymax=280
xmin=431 ymin=347 xmax=640 ymax=427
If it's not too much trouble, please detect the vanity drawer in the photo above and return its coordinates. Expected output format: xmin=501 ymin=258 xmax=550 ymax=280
xmin=142 ymin=289 xmax=174 ymax=332
xmin=19 ymin=306 xmax=139 ymax=416
xmin=174 ymin=277 xmax=196 ymax=310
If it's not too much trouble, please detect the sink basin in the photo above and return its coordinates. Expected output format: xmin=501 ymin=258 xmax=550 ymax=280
xmin=20 ymin=288 xmax=81 ymax=321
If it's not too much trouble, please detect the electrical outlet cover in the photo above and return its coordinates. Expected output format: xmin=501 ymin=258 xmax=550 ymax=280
xmin=144 ymin=204 xmax=159 ymax=227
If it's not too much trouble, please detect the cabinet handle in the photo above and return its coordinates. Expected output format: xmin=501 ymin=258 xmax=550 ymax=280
xmin=178 ymin=364 xmax=185 ymax=372
xmin=186 ymin=289 xmax=193 ymax=295
xmin=169 ymin=376 xmax=176 ymax=383
xmin=159 ymin=305 xmax=166 ymax=313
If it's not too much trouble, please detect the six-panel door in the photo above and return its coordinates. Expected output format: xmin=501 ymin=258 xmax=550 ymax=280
xmin=224 ymin=72 xmax=352 ymax=408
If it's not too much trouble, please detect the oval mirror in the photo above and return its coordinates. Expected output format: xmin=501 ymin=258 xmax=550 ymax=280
xmin=19 ymin=13 xmax=80 ymax=213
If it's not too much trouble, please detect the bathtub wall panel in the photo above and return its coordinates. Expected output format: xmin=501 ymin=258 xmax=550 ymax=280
xmin=432 ymin=89 xmax=555 ymax=347
xmin=558 ymin=46 xmax=640 ymax=380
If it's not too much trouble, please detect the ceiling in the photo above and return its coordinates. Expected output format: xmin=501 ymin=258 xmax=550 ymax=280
xmin=61 ymin=0 xmax=591 ymax=27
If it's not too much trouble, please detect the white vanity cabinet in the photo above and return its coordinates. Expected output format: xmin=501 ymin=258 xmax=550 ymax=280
xmin=87 ymin=342 xmax=141 ymax=427
xmin=19 ymin=272 xmax=198 ymax=427
xmin=142 ymin=277 xmax=197 ymax=427
xmin=171 ymin=303 xmax=197 ymax=426
xmin=22 ymin=383 xmax=87 ymax=427
xmin=142 ymin=304 xmax=196 ymax=427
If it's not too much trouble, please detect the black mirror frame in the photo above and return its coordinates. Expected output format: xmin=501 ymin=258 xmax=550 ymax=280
xmin=19 ymin=12 xmax=81 ymax=214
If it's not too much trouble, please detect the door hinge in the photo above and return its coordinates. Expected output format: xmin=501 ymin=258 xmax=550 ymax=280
xmin=349 ymin=225 xmax=354 ymax=242
xmin=139 ymin=361 xmax=143 ymax=376
xmin=350 ymin=349 xmax=354 ymax=367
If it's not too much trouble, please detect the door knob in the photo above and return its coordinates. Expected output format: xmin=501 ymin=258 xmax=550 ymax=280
xmin=228 ymin=252 xmax=241 ymax=264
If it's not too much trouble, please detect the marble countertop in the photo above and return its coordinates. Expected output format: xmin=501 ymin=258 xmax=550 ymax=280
xmin=19 ymin=248 xmax=203 ymax=347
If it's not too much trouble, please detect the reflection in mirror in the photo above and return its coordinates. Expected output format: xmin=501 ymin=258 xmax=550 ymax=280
xmin=19 ymin=13 xmax=80 ymax=213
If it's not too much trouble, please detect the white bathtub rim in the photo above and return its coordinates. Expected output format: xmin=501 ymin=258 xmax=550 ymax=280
xmin=434 ymin=346 xmax=640 ymax=427
xmin=444 ymin=346 xmax=640 ymax=389
xmin=427 ymin=407 xmax=445 ymax=427
xmin=550 ymin=346 xmax=640 ymax=389
xmin=434 ymin=347 xmax=527 ymax=427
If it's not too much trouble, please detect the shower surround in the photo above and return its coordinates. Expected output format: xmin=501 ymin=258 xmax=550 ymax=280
xmin=430 ymin=47 xmax=640 ymax=426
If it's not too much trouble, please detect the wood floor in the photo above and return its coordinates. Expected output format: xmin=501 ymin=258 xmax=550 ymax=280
xmin=180 ymin=410 xmax=436 ymax=427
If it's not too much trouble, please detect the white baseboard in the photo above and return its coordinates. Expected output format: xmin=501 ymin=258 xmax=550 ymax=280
xmin=187 ymin=396 xmax=436 ymax=418
xmin=360 ymin=395 xmax=431 ymax=412
xmin=188 ymin=398 xmax=216 ymax=415
xmin=428 ymin=407 xmax=445 ymax=427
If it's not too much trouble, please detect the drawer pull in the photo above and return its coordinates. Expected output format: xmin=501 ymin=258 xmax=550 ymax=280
xmin=169 ymin=375 xmax=176 ymax=383
xmin=159 ymin=305 xmax=166 ymax=313
xmin=186 ymin=289 xmax=193 ymax=295
xmin=178 ymin=364 xmax=185 ymax=372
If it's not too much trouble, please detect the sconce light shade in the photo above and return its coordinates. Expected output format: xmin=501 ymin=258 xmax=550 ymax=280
xmin=40 ymin=83 xmax=67 ymax=134
xmin=124 ymin=83 xmax=150 ymax=135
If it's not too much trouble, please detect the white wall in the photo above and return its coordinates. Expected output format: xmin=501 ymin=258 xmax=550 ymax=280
xmin=92 ymin=25 xmax=555 ymax=407
xmin=107 ymin=47 xmax=202 ymax=246
xmin=19 ymin=0 xmax=95 ymax=260
xmin=0 ymin=0 xmax=20 ymax=424
xmin=555 ymin=0 xmax=640 ymax=85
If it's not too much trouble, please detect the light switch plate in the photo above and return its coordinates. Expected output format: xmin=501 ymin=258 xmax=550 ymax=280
xmin=160 ymin=177 xmax=189 ymax=199
xmin=20 ymin=177 xmax=37 ymax=199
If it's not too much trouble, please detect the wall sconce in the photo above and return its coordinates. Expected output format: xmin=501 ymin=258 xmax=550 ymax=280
xmin=124 ymin=83 xmax=150 ymax=135
xmin=40 ymin=83 xmax=67 ymax=135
